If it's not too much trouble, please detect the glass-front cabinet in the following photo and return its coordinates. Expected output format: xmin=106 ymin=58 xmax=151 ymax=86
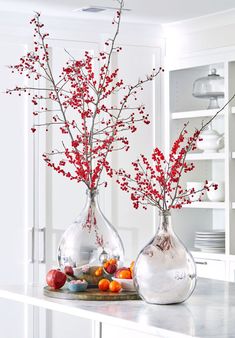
xmin=165 ymin=55 xmax=235 ymax=281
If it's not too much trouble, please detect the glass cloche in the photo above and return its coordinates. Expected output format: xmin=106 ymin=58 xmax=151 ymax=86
xmin=192 ymin=68 xmax=224 ymax=109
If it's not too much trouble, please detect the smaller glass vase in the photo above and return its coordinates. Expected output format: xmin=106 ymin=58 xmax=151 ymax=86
xmin=58 ymin=189 xmax=124 ymax=272
xmin=133 ymin=211 xmax=196 ymax=304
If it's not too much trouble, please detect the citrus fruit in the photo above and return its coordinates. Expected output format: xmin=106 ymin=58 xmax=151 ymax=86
xmin=103 ymin=261 xmax=109 ymax=269
xmin=98 ymin=278 xmax=110 ymax=291
xmin=117 ymin=269 xmax=132 ymax=279
xmin=95 ymin=267 xmax=103 ymax=277
xmin=109 ymin=258 xmax=117 ymax=265
xmin=130 ymin=261 xmax=135 ymax=277
xmin=109 ymin=280 xmax=122 ymax=292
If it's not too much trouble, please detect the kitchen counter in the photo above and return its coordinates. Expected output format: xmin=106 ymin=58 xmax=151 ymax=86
xmin=0 ymin=278 xmax=235 ymax=338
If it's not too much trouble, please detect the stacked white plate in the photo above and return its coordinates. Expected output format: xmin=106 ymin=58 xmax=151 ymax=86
xmin=194 ymin=231 xmax=225 ymax=253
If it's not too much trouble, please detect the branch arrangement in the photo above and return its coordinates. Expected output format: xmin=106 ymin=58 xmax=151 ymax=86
xmin=7 ymin=0 xmax=163 ymax=192
xmin=116 ymin=96 xmax=235 ymax=211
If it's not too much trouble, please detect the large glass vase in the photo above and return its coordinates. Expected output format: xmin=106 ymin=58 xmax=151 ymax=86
xmin=58 ymin=189 xmax=124 ymax=273
xmin=133 ymin=211 xmax=196 ymax=304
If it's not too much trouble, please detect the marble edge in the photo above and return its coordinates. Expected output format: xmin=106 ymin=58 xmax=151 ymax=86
xmin=0 ymin=286 xmax=194 ymax=338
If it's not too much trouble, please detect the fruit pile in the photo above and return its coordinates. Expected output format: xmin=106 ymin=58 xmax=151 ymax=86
xmin=95 ymin=257 xmax=118 ymax=276
xmin=98 ymin=278 xmax=121 ymax=292
xmin=46 ymin=261 xmax=135 ymax=293
xmin=98 ymin=261 xmax=135 ymax=293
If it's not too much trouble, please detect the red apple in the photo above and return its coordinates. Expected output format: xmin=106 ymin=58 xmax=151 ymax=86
xmin=105 ymin=263 xmax=117 ymax=274
xmin=64 ymin=266 xmax=74 ymax=276
xmin=46 ymin=269 xmax=67 ymax=289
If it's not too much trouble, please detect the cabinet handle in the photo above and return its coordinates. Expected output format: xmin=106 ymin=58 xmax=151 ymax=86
xmin=195 ymin=261 xmax=208 ymax=265
xmin=29 ymin=227 xmax=35 ymax=263
xmin=39 ymin=227 xmax=46 ymax=263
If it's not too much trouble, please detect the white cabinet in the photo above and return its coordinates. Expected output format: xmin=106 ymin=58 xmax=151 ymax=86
xmin=107 ymin=44 xmax=162 ymax=260
xmin=0 ymin=41 xmax=33 ymax=338
xmin=195 ymin=258 xmax=226 ymax=281
xmin=102 ymin=324 xmax=159 ymax=338
xmin=165 ymin=50 xmax=235 ymax=280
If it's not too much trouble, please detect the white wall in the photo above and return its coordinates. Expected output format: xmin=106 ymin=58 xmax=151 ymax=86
xmin=164 ymin=9 xmax=235 ymax=60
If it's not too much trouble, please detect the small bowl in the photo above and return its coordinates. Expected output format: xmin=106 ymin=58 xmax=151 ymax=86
xmin=112 ymin=277 xmax=135 ymax=291
xmin=67 ymin=280 xmax=88 ymax=292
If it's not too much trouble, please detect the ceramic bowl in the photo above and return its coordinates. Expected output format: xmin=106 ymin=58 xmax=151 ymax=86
xmin=207 ymin=181 xmax=225 ymax=202
xmin=112 ymin=277 xmax=135 ymax=291
xmin=67 ymin=280 xmax=88 ymax=292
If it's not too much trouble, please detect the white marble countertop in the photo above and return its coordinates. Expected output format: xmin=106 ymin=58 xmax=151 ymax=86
xmin=0 ymin=278 xmax=235 ymax=338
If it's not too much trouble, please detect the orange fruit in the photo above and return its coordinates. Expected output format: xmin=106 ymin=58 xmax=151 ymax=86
xmin=118 ymin=269 xmax=132 ymax=279
xmin=130 ymin=261 xmax=135 ymax=278
xmin=130 ymin=261 xmax=135 ymax=269
xmin=109 ymin=258 xmax=117 ymax=265
xmin=95 ymin=267 xmax=103 ymax=277
xmin=98 ymin=279 xmax=110 ymax=291
xmin=103 ymin=262 xmax=109 ymax=269
xmin=109 ymin=280 xmax=122 ymax=293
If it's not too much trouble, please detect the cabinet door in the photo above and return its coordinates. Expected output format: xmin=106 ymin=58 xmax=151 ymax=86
xmin=195 ymin=258 xmax=226 ymax=281
xmin=107 ymin=45 xmax=162 ymax=261
xmin=0 ymin=41 xmax=33 ymax=338
xmin=36 ymin=39 xmax=98 ymax=338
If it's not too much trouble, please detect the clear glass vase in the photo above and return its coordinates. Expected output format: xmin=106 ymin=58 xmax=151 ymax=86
xmin=133 ymin=211 xmax=196 ymax=304
xmin=58 ymin=189 xmax=124 ymax=272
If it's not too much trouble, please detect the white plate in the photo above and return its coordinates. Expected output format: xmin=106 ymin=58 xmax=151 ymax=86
xmin=196 ymin=247 xmax=225 ymax=253
xmin=195 ymin=245 xmax=225 ymax=250
xmin=195 ymin=231 xmax=225 ymax=235
xmin=195 ymin=242 xmax=225 ymax=247
xmin=195 ymin=234 xmax=225 ymax=238
xmin=195 ymin=238 xmax=225 ymax=241
xmin=112 ymin=277 xmax=135 ymax=291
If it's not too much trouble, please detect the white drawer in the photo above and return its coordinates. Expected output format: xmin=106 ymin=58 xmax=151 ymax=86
xmin=195 ymin=258 xmax=226 ymax=281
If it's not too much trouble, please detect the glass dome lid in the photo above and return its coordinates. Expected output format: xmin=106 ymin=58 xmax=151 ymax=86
xmin=192 ymin=68 xmax=224 ymax=109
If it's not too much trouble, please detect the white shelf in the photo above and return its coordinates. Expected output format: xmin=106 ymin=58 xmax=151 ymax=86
xmin=171 ymin=109 xmax=223 ymax=120
xmin=167 ymin=60 xmax=235 ymax=264
xmin=186 ymin=153 xmax=225 ymax=161
xmin=183 ymin=202 xmax=225 ymax=209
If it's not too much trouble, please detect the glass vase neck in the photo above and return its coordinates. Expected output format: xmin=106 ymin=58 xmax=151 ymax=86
xmin=158 ymin=210 xmax=172 ymax=232
xmin=86 ymin=189 xmax=99 ymax=203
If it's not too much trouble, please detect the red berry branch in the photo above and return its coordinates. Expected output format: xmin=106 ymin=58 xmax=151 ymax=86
xmin=116 ymin=96 xmax=235 ymax=211
xmin=6 ymin=0 xmax=163 ymax=194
